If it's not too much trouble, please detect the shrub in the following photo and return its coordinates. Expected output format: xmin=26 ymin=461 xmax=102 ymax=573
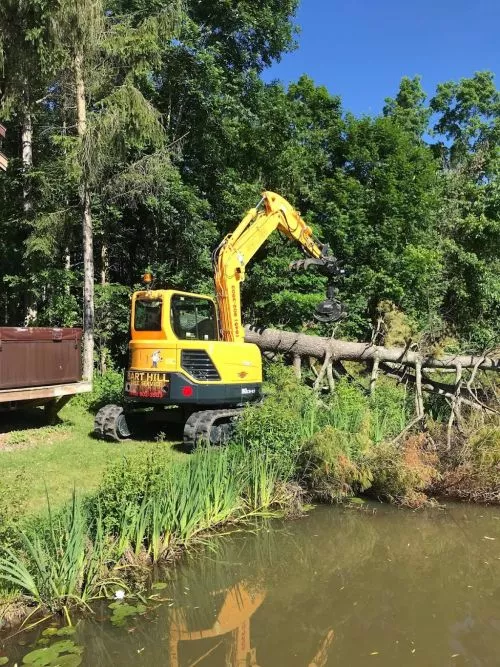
xmin=364 ymin=435 xmax=438 ymax=507
xmin=234 ymin=363 xmax=317 ymax=469
xmin=73 ymin=369 xmax=124 ymax=413
xmin=433 ymin=419 xmax=500 ymax=503
xmin=88 ymin=448 xmax=174 ymax=533
xmin=300 ymin=426 xmax=373 ymax=502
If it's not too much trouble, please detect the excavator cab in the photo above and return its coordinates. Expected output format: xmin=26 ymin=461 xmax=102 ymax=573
xmin=92 ymin=288 xmax=263 ymax=444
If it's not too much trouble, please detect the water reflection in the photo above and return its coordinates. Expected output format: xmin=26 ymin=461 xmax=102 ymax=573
xmin=2 ymin=503 xmax=499 ymax=667
xmin=168 ymin=583 xmax=265 ymax=667
xmin=167 ymin=580 xmax=334 ymax=667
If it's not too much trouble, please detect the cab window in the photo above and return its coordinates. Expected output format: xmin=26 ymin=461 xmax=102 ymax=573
xmin=135 ymin=299 xmax=162 ymax=331
xmin=171 ymin=295 xmax=217 ymax=341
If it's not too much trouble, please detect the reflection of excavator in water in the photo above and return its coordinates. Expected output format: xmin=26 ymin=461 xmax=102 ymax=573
xmin=94 ymin=191 xmax=346 ymax=446
xmin=168 ymin=582 xmax=334 ymax=667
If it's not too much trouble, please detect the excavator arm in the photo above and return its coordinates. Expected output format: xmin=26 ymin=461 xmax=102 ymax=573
xmin=214 ymin=191 xmax=345 ymax=343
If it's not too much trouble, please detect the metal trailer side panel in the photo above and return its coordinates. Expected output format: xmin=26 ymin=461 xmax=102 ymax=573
xmin=0 ymin=328 xmax=82 ymax=389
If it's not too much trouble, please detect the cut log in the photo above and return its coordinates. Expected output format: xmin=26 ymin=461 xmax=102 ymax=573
xmin=244 ymin=325 xmax=500 ymax=372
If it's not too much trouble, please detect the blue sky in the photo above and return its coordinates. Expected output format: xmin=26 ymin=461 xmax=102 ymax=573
xmin=263 ymin=0 xmax=500 ymax=116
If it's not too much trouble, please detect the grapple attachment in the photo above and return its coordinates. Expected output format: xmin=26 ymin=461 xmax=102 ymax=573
xmin=289 ymin=248 xmax=347 ymax=324
xmin=314 ymin=284 xmax=346 ymax=323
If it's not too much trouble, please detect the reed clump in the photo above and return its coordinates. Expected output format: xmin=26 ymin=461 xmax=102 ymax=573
xmin=0 ymin=443 xmax=298 ymax=622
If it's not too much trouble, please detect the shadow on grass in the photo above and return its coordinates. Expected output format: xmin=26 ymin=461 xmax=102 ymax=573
xmin=0 ymin=407 xmax=54 ymax=434
xmin=88 ymin=415 xmax=185 ymax=446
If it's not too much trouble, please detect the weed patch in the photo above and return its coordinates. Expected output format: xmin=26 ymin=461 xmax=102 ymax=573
xmin=364 ymin=435 xmax=439 ymax=507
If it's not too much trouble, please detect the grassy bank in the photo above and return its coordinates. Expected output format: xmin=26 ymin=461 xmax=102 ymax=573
xmin=0 ymin=442 xmax=296 ymax=626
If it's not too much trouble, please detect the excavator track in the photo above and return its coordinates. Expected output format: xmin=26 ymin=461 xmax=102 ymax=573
xmin=94 ymin=403 xmax=131 ymax=441
xmin=183 ymin=408 xmax=242 ymax=447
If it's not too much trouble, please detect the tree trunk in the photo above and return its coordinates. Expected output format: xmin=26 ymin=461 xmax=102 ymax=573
xmin=101 ymin=241 xmax=108 ymax=286
xmin=75 ymin=51 xmax=94 ymax=381
xmin=21 ymin=108 xmax=33 ymax=213
xmin=21 ymin=104 xmax=39 ymax=325
xmin=244 ymin=325 xmax=500 ymax=372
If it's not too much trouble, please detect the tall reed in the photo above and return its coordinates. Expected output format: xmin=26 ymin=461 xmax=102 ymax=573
xmin=0 ymin=493 xmax=121 ymax=615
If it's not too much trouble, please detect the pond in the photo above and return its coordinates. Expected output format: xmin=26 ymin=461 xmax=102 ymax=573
xmin=3 ymin=502 xmax=499 ymax=666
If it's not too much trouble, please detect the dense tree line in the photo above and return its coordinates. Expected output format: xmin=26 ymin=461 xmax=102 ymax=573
xmin=0 ymin=0 xmax=498 ymax=374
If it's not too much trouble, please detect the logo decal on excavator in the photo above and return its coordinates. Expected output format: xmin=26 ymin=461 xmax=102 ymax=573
xmin=151 ymin=350 xmax=162 ymax=368
xmin=238 ymin=371 xmax=248 ymax=378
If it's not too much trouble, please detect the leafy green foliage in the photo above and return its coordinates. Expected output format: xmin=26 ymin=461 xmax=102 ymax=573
xmin=1 ymin=0 xmax=498 ymax=356
xmin=234 ymin=364 xmax=316 ymax=469
xmin=73 ymin=369 xmax=124 ymax=412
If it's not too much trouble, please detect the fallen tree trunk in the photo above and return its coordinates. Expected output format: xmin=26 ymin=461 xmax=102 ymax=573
xmin=244 ymin=325 xmax=500 ymax=372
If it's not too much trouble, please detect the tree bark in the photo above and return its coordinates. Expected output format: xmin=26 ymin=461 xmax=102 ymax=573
xmin=75 ymin=51 xmax=94 ymax=381
xmin=101 ymin=240 xmax=108 ymax=286
xmin=21 ymin=101 xmax=38 ymax=325
xmin=244 ymin=325 xmax=500 ymax=372
xmin=21 ymin=107 xmax=33 ymax=213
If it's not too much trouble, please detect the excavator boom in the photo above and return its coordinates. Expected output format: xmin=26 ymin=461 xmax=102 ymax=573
xmin=214 ymin=191 xmax=345 ymax=343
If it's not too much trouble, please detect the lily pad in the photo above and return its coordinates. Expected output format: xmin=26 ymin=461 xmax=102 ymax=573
xmin=0 ymin=657 xmax=9 ymax=665
xmin=23 ymin=640 xmax=82 ymax=666
xmin=55 ymin=628 xmax=76 ymax=638
xmin=23 ymin=647 xmax=58 ymax=666
xmin=52 ymin=656 xmax=82 ymax=667
xmin=49 ymin=642 xmax=81 ymax=656
xmin=151 ymin=582 xmax=168 ymax=591
xmin=41 ymin=629 xmax=58 ymax=638
xmin=109 ymin=602 xmax=147 ymax=627
xmin=36 ymin=639 xmax=50 ymax=647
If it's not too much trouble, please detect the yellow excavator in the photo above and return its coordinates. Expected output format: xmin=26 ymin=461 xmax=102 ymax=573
xmin=94 ymin=191 xmax=345 ymax=445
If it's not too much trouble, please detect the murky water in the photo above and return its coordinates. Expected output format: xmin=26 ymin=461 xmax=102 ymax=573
xmin=3 ymin=502 xmax=500 ymax=666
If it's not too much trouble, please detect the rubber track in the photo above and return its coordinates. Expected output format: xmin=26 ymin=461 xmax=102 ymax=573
xmin=93 ymin=404 xmax=111 ymax=438
xmin=94 ymin=403 xmax=128 ymax=441
xmin=183 ymin=409 xmax=242 ymax=446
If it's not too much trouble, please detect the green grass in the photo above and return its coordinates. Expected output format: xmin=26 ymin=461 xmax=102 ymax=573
xmin=0 ymin=403 xmax=184 ymax=515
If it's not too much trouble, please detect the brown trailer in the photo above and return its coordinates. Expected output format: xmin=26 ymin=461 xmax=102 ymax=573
xmin=0 ymin=327 xmax=92 ymax=422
